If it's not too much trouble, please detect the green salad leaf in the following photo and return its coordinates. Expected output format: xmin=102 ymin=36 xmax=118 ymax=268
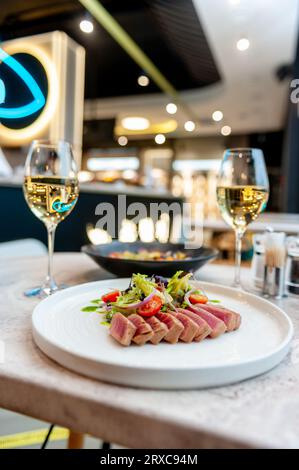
xmin=81 ymin=306 xmax=99 ymax=312
xmin=111 ymin=286 xmax=141 ymax=307
xmin=132 ymin=273 xmax=156 ymax=296
xmin=111 ymin=273 xmax=158 ymax=309
xmin=166 ymin=271 xmax=193 ymax=298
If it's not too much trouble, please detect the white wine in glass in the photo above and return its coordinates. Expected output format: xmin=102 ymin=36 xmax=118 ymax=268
xmin=216 ymin=149 xmax=269 ymax=288
xmin=23 ymin=141 xmax=79 ymax=297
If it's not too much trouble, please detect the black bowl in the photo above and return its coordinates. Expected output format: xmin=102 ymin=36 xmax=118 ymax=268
xmin=81 ymin=241 xmax=218 ymax=277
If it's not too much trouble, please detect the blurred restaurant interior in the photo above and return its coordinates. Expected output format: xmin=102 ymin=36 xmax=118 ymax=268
xmin=0 ymin=0 xmax=298 ymax=260
xmin=1 ymin=0 xmax=299 ymax=452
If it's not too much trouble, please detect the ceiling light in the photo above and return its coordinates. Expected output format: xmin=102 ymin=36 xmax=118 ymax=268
xmin=137 ymin=75 xmax=149 ymax=87
xmin=236 ymin=38 xmax=250 ymax=51
xmin=118 ymin=136 xmax=128 ymax=146
xmin=221 ymin=125 xmax=232 ymax=136
xmin=155 ymin=134 xmax=166 ymax=144
xmin=212 ymin=110 xmax=223 ymax=122
xmin=184 ymin=120 xmax=195 ymax=132
xmin=121 ymin=117 xmax=150 ymax=131
xmin=80 ymin=19 xmax=94 ymax=34
xmin=166 ymin=103 xmax=177 ymax=114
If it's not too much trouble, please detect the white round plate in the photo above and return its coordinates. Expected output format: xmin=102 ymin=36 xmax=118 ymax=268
xmin=32 ymin=279 xmax=293 ymax=389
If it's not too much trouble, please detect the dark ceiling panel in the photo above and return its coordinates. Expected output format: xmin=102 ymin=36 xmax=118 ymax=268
xmin=145 ymin=0 xmax=221 ymax=85
xmin=0 ymin=0 xmax=221 ymax=98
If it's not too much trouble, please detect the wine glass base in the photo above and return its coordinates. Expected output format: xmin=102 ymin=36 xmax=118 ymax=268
xmin=24 ymin=284 xmax=68 ymax=298
xmin=231 ymin=282 xmax=243 ymax=291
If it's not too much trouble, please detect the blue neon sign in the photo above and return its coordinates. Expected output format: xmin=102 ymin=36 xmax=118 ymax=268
xmin=0 ymin=78 xmax=5 ymax=104
xmin=52 ymin=199 xmax=76 ymax=213
xmin=0 ymin=47 xmax=45 ymax=119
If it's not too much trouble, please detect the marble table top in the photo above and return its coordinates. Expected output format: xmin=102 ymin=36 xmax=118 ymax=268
xmin=0 ymin=253 xmax=299 ymax=449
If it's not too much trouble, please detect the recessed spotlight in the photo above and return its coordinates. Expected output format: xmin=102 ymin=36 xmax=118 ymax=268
xmin=166 ymin=103 xmax=177 ymax=114
xmin=184 ymin=120 xmax=195 ymax=132
xmin=121 ymin=117 xmax=150 ymax=131
xmin=236 ymin=38 xmax=250 ymax=51
xmin=80 ymin=19 xmax=94 ymax=34
xmin=155 ymin=134 xmax=166 ymax=144
xmin=137 ymin=75 xmax=149 ymax=87
xmin=212 ymin=110 xmax=223 ymax=122
xmin=221 ymin=125 xmax=232 ymax=136
xmin=118 ymin=136 xmax=128 ymax=146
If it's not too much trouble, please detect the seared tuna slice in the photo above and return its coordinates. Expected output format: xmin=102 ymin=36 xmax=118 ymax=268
xmin=187 ymin=305 xmax=227 ymax=338
xmin=109 ymin=313 xmax=136 ymax=346
xmin=156 ymin=312 xmax=184 ymax=344
xmin=235 ymin=312 xmax=242 ymax=330
xmin=169 ymin=311 xmax=199 ymax=343
xmin=199 ymin=304 xmax=241 ymax=332
xmin=145 ymin=316 xmax=168 ymax=344
xmin=128 ymin=314 xmax=154 ymax=345
xmin=177 ymin=308 xmax=211 ymax=341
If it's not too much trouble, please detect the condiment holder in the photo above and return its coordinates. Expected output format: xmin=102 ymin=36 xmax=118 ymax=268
xmin=251 ymin=227 xmax=273 ymax=290
xmin=251 ymin=233 xmax=265 ymax=289
xmin=285 ymin=235 xmax=299 ymax=296
xmin=262 ymin=232 xmax=286 ymax=299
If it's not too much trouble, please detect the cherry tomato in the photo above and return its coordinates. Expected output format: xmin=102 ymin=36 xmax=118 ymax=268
xmin=101 ymin=290 xmax=120 ymax=303
xmin=189 ymin=294 xmax=208 ymax=304
xmin=137 ymin=295 xmax=163 ymax=317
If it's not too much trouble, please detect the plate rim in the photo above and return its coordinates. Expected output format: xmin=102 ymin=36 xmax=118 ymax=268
xmin=32 ymin=279 xmax=294 ymax=372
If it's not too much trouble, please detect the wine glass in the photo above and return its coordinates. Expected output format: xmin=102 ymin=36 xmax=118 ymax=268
xmin=23 ymin=140 xmax=79 ymax=297
xmin=216 ymin=148 xmax=269 ymax=288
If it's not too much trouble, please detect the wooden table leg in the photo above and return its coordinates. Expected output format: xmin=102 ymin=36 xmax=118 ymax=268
xmin=67 ymin=430 xmax=85 ymax=449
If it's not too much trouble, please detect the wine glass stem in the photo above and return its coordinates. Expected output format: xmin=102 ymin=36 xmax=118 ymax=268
xmin=45 ymin=224 xmax=57 ymax=292
xmin=234 ymin=229 xmax=243 ymax=288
